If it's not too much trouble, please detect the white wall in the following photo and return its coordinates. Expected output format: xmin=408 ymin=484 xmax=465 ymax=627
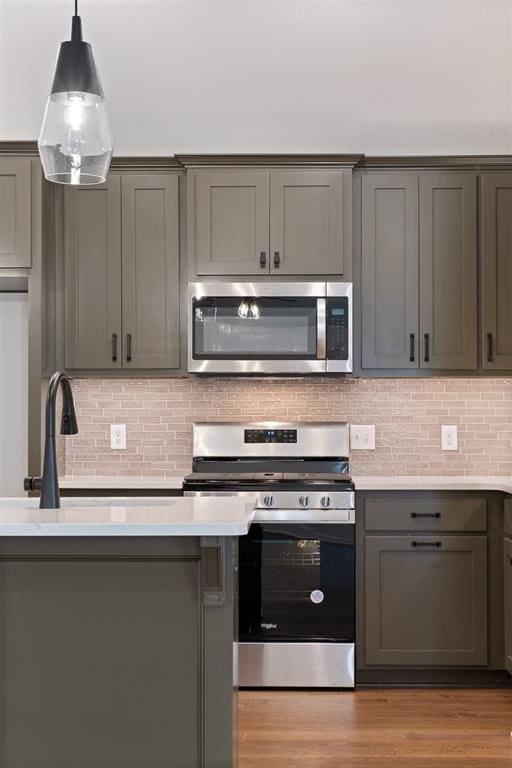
xmin=0 ymin=0 xmax=511 ymax=155
xmin=0 ymin=294 xmax=28 ymax=496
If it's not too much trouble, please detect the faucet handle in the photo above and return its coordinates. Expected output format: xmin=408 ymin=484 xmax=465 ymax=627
xmin=24 ymin=477 xmax=43 ymax=492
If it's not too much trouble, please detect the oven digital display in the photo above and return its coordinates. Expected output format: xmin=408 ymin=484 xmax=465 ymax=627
xmin=244 ymin=429 xmax=297 ymax=444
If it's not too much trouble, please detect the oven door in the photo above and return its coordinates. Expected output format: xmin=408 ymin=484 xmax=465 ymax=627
xmin=188 ymin=282 xmax=327 ymax=373
xmin=239 ymin=523 xmax=355 ymax=643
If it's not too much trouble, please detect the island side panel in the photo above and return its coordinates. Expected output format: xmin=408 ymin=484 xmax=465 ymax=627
xmin=0 ymin=536 xmax=238 ymax=768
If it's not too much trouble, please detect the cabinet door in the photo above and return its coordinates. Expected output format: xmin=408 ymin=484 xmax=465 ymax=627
xmin=365 ymin=535 xmax=487 ymax=666
xmin=361 ymin=175 xmax=419 ymax=369
xmin=504 ymin=538 xmax=512 ymax=674
xmin=122 ymin=175 xmax=180 ymax=369
xmin=64 ymin=177 xmax=122 ymax=369
xmin=419 ymin=174 xmax=477 ymax=369
xmin=481 ymin=173 xmax=512 ymax=369
xmin=0 ymin=158 xmax=31 ymax=268
xmin=195 ymin=170 xmax=269 ymax=275
xmin=270 ymin=171 xmax=344 ymax=275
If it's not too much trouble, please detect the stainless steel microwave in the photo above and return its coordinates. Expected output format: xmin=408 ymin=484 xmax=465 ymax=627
xmin=188 ymin=282 xmax=352 ymax=374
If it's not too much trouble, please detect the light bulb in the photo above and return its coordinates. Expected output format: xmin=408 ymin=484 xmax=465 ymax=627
xmin=249 ymin=301 xmax=260 ymax=319
xmin=238 ymin=300 xmax=249 ymax=319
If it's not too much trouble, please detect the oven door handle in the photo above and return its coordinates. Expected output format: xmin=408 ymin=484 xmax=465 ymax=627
xmin=317 ymin=298 xmax=326 ymax=360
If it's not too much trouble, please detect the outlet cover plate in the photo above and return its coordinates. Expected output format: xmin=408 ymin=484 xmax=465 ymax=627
xmin=441 ymin=425 xmax=458 ymax=451
xmin=350 ymin=425 xmax=375 ymax=451
xmin=110 ymin=424 xmax=127 ymax=450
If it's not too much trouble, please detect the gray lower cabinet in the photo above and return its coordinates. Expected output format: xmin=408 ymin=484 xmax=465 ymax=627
xmin=0 ymin=157 xmax=32 ymax=268
xmin=481 ymin=173 xmax=512 ymax=369
xmin=0 ymin=537 xmax=237 ymax=768
xmin=269 ymin=171 xmax=345 ymax=275
xmin=365 ymin=535 xmax=488 ymax=666
xmin=191 ymin=168 xmax=348 ymax=276
xmin=360 ymin=172 xmax=477 ymax=371
xmin=64 ymin=173 xmax=180 ymax=371
xmin=505 ymin=537 xmax=512 ymax=674
xmin=64 ymin=176 xmax=123 ymax=369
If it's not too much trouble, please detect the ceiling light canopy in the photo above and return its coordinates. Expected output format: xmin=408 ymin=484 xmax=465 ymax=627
xmin=38 ymin=0 xmax=113 ymax=185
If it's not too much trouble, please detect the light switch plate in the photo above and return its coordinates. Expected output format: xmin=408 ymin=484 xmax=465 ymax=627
xmin=441 ymin=425 xmax=458 ymax=451
xmin=110 ymin=424 xmax=127 ymax=450
xmin=350 ymin=425 xmax=375 ymax=451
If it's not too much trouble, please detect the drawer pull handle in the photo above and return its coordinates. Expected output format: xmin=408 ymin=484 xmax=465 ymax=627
xmin=126 ymin=333 xmax=133 ymax=362
xmin=273 ymin=251 xmax=280 ymax=269
xmin=411 ymin=541 xmax=442 ymax=548
xmin=411 ymin=512 xmax=441 ymax=519
xmin=409 ymin=333 xmax=415 ymax=363
xmin=260 ymin=251 xmax=267 ymax=269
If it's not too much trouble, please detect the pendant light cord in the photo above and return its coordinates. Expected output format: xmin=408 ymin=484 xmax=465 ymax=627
xmin=74 ymin=0 xmax=78 ymax=16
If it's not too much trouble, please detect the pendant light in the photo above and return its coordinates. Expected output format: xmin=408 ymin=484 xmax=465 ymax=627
xmin=38 ymin=0 xmax=113 ymax=185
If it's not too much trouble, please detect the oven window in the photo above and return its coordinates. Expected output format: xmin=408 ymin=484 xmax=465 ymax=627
xmin=192 ymin=297 xmax=318 ymax=359
xmin=239 ymin=524 xmax=355 ymax=643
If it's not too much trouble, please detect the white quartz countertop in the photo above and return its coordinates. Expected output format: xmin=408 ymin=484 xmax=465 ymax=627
xmin=59 ymin=476 xmax=185 ymax=490
xmin=59 ymin=475 xmax=512 ymax=495
xmin=352 ymin=476 xmax=512 ymax=494
xmin=0 ymin=496 xmax=256 ymax=537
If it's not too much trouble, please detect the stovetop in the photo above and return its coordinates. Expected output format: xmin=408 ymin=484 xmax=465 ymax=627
xmin=182 ymin=471 xmax=354 ymax=492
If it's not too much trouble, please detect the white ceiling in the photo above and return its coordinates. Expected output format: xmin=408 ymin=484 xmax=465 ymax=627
xmin=1 ymin=0 xmax=511 ymax=155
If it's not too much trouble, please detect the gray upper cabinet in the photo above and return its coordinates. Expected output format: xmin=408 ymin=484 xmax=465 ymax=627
xmin=504 ymin=537 xmax=512 ymax=674
xmin=420 ymin=174 xmax=477 ymax=370
xmin=64 ymin=177 xmax=122 ymax=369
xmin=481 ymin=173 xmax=512 ymax=369
xmin=194 ymin=170 xmax=270 ymax=275
xmin=191 ymin=168 xmax=348 ymax=277
xmin=365 ymin=534 xmax=488 ymax=666
xmin=361 ymin=175 xmax=419 ymax=369
xmin=0 ymin=158 xmax=31 ymax=268
xmin=270 ymin=171 xmax=344 ymax=275
xmin=121 ymin=175 xmax=180 ymax=369
xmin=360 ymin=171 xmax=477 ymax=371
xmin=63 ymin=173 xmax=180 ymax=371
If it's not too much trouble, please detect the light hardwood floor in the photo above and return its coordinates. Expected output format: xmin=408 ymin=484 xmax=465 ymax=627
xmin=239 ymin=689 xmax=512 ymax=767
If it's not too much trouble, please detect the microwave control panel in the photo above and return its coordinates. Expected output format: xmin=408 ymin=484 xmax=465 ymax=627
xmin=326 ymin=297 xmax=349 ymax=360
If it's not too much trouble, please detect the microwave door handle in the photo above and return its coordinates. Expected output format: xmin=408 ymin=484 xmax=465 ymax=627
xmin=317 ymin=298 xmax=326 ymax=359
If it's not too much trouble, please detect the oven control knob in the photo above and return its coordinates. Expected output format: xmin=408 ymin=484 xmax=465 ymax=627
xmin=321 ymin=496 xmax=332 ymax=508
xmin=299 ymin=496 xmax=309 ymax=507
xmin=263 ymin=495 xmax=275 ymax=508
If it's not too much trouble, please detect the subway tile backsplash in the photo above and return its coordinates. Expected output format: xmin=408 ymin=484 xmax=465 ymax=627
xmin=61 ymin=377 xmax=512 ymax=478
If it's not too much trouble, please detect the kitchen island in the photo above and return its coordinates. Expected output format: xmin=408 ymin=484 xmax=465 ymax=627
xmin=0 ymin=496 xmax=255 ymax=768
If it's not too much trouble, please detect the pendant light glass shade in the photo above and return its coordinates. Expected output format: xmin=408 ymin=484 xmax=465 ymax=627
xmin=38 ymin=9 xmax=113 ymax=185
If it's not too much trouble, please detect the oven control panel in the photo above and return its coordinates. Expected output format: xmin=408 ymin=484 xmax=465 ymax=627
xmin=244 ymin=429 xmax=297 ymax=444
xmin=326 ymin=297 xmax=349 ymax=360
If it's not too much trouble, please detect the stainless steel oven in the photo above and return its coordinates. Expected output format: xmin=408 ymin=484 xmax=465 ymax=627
xmin=188 ymin=281 xmax=352 ymax=374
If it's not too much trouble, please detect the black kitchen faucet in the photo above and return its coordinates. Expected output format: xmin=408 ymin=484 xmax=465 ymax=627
xmin=24 ymin=371 xmax=78 ymax=509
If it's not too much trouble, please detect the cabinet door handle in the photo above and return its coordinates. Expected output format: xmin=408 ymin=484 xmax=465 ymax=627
xmin=273 ymin=251 xmax=280 ymax=269
xmin=411 ymin=512 xmax=441 ymax=519
xmin=424 ymin=333 xmax=430 ymax=363
xmin=260 ymin=251 xmax=267 ymax=269
xmin=126 ymin=333 xmax=132 ymax=362
xmin=487 ymin=333 xmax=494 ymax=362
xmin=111 ymin=333 xmax=118 ymax=362
xmin=411 ymin=540 xmax=442 ymax=548
xmin=409 ymin=333 xmax=415 ymax=363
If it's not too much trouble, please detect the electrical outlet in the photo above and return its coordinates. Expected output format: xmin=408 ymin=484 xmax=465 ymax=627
xmin=350 ymin=425 xmax=376 ymax=451
xmin=110 ymin=424 xmax=126 ymax=450
xmin=441 ymin=425 xmax=458 ymax=451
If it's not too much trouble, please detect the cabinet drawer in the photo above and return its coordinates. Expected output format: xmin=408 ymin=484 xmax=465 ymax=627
xmin=364 ymin=497 xmax=487 ymax=532
xmin=505 ymin=499 xmax=512 ymax=537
